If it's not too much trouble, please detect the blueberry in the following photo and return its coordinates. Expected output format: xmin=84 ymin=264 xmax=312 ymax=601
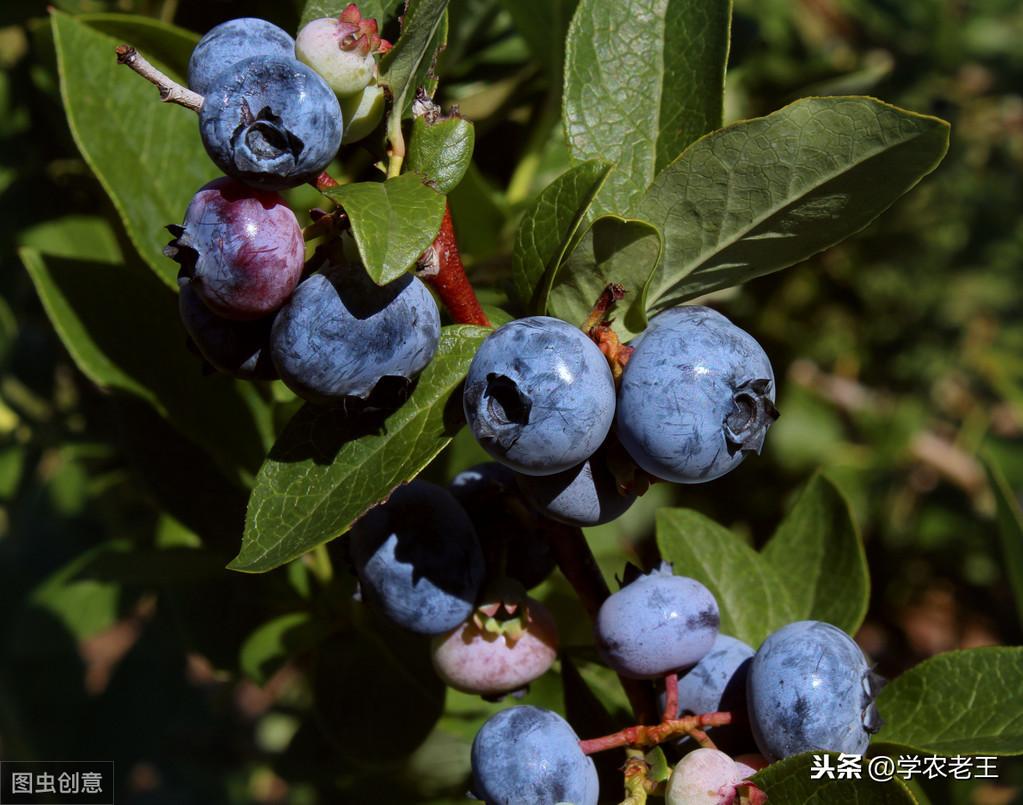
xmin=471 ymin=706 xmax=599 ymax=805
xmin=665 ymin=634 xmax=755 ymax=753
xmin=595 ymin=564 xmax=719 ymax=679
xmin=516 ymin=453 xmax=636 ymax=527
xmin=450 ymin=462 xmax=558 ymax=589
xmin=187 ymin=18 xmax=295 ymax=97
xmin=340 ymin=83 xmax=386 ymax=144
xmin=747 ymin=620 xmax=884 ymax=761
xmin=665 ymin=748 xmax=757 ymax=805
xmin=431 ymin=596 xmax=559 ymax=696
xmin=178 ymin=280 xmax=276 ymax=379
xmin=348 ymin=481 xmax=484 ymax=635
xmin=165 ymin=178 xmax=304 ymax=320
xmin=616 ymin=306 xmax=778 ymax=483
xmin=296 ymin=15 xmax=378 ymax=98
xmin=270 ymin=264 xmax=441 ymax=403
xmin=463 ymin=317 xmax=616 ymax=476
xmin=199 ymin=57 xmax=342 ymax=190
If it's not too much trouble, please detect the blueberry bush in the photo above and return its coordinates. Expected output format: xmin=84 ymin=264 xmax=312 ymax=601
xmin=4 ymin=0 xmax=1023 ymax=802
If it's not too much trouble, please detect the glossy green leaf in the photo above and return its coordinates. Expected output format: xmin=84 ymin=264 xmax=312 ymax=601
xmin=407 ymin=115 xmax=475 ymax=194
xmin=52 ymin=11 xmax=215 ymax=289
xmin=639 ymin=96 xmax=951 ymax=314
xmin=656 ymin=508 xmax=796 ymax=647
xmin=548 ymin=215 xmax=662 ymax=337
xmin=657 ymin=475 xmax=870 ymax=645
xmin=873 ymin=647 xmax=1023 ymax=756
xmin=753 ymin=753 xmax=917 ymax=803
xmin=323 ymin=173 xmax=446 ymax=285
xmin=300 ymin=0 xmax=403 ymax=28
xmin=983 ymin=451 xmax=1023 ymax=626
xmin=380 ymin=0 xmax=449 ymax=119
xmin=511 ymin=160 xmax=613 ymax=310
xmin=20 ymin=247 xmax=269 ymax=485
xmin=232 ymin=325 xmax=489 ymax=573
xmin=78 ymin=12 xmax=197 ymax=75
xmin=240 ymin=612 xmax=331 ymax=685
xmin=563 ymin=0 xmax=731 ymax=216
xmin=762 ymin=474 xmax=869 ymax=636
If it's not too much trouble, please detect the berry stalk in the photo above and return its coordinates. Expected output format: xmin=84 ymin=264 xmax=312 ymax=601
xmin=422 ymin=206 xmax=491 ymax=327
xmin=578 ymin=711 xmax=732 ymax=755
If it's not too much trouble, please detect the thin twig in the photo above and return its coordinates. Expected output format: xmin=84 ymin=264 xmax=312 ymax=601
xmin=420 ymin=206 xmax=491 ymax=327
xmin=115 ymin=45 xmax=204 ymax=112
xmin=661 ymin=673 xmax=678 ymax=723
xmin=579 ymin=711 xmax=731 ymax=755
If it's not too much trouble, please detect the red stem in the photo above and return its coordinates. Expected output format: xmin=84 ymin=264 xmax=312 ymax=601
xmin=544 ymin=526 xmax=659 ymax=724
xmin=661 ymin=673 xmax=678 ymax=723
xmin=313 ymin=171 xmax=340 ymax=191
xmin=579 ymin=711 xmax=732 ymax=755
xmin=425 ymin=206 xmax=491 ymax=327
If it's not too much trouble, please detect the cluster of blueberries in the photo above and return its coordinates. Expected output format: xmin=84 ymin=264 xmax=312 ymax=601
xmin=168 ymin=11 xmax=444 ymax=404
xmin=347 ymin=471 xmax=883 ymax=804
xmin=472 ymin=613 xmax=883 ymax=805
xmin=171 ymin=10 xmax=874 ymax=802
xmin=462 ymin=306 xmax=779 ymax=528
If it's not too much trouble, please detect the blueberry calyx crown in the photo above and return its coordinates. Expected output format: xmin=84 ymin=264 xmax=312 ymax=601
xmin=861 ymin=667 xmax=887 ymax=733
xmin=164 ymin=224 xmax=198 ymax=281
xmin=478 ymin=373 xmax=531 ymax=444
xmin=336 ymin=3 xmax=391 ymax=56
xmin=231 ymin=100 xmax=304 ymax=175
xmin=724 ymin=377 xmax=780 ymax=457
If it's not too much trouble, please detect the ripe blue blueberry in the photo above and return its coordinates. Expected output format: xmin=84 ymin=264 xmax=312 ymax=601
xmin=516 ymin=454 xmax=636 ymax=527
xmin=449 ymin=463 xmax=557 ymax=590
xmin=596 ymin=564 xmax=719 ymax=679
xmin=664 ymin=634 xmax=755 ymax=753
xmin=270 ymin=264 xmax=440 ymax=403
xmin=178 ymin=280 xmax=276 ymax=380
xmin=348 ymin=481 xmax=484 ymax=635
xmin=747 ymin=620 xmax=884 ymax=761
xmin=187 ymin=18 xmax=295 ymax=97
xmin=471 ymin=706 xmax=599 ymax=805
xmin=463 ymin=316 xmax=616 ymax=476
xmin=199 ymin=57 xmax=342 ymax=190
xmin=616 ymin=306 xmax=778 ymax=483
xmin=165 ymin=178 xmax=304 ymax=320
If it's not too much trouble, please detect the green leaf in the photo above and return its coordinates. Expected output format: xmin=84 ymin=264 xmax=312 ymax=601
xmin=656 ymin=508 xmax=796 ymax=647
xmin=239 ymin=612 xmax=331 ymax=685
xmin=982 ymin=451 xmax=1023 ymax=626
xmin=380 ymin=0 xmax=450 ymax=119
xmin=753 ymin=753 xmax=917 ymax=803
xmin=407 ymin=115 xmax=475 ymax=194
xmin=547 ymin=215 xmax=662 ymax=338
xmin=78 ymin=12 xmax=197 ymax=75
xmin=20 ymin=247 xmax=269 ymax=485
xmin=873 ymin=647 xmax=1023 ymax=756
xmin=300 ymin=0 xmax=404 ymax=29
xmin=761 ymin=474 xmax=869 ymax=636
xmin=52 ymin=11 xmax=216 ymax=289
xmin=563 ymin=0 xmax=732 ymax=216
xmin=511 ymin=160 xmax=613 ymax=311
xmin=657 ymin=475 xmax=871 ymax=645
xmin=639 ymin=96 xmax=951 ymax=314
xmin=323 ymin=173 xmax=446 ymax=285
xmin=232 ymin=325 xmax=489 ymax=573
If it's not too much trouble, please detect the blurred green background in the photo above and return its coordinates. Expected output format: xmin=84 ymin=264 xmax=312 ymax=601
xmin=0 ymin=0 xmax=1020 ymax=802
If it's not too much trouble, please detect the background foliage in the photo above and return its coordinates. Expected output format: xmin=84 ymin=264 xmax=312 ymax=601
xmin=1 ymin=0 xmax=1021 ymax=802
